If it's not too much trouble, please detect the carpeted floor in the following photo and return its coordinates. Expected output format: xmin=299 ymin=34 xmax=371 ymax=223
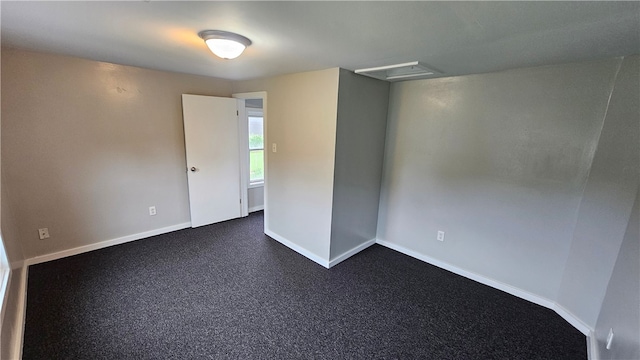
xmin=23 ymin=211 xmax=586 ymax=359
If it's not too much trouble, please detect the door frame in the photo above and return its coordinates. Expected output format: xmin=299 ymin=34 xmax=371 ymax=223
xmin=232 ymin=91 xmax=268 ymax=222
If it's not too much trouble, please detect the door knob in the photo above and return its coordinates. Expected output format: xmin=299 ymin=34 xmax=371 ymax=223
xmin=190 ymin=167 xmax=197 ymax=172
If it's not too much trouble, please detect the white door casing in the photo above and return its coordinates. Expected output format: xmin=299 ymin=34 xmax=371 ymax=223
xmin=233 ymin=91 xmax=268 ymax=225
xmin=182 ymin=94 xmax=244 ymax=227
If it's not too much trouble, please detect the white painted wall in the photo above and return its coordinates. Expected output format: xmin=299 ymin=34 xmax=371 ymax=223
xmin=377 ymin=58 xmax=620 ymax=302
xmin=330 ymin=70 xmax=389 ymax=259
xmin=594 ymin=186 xmax=639 ymax=360
xmin=557 ymin=55 xmax=640 ymax=328
xmin=233 ymin=69 xmax=340 ymax=262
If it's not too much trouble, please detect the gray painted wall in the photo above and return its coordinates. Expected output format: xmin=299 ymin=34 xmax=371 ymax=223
xmin=1 ymin=109 xmax=24 ymax=267
xmin=1 ymin=181 xmax=23 ymax=266
xmin=329 ymin=70 xmax=389 ymax=259
xmin=248 ymin=186 xmax=264 ymax=212
xmin=235 ymin=69 xmax=389 ymax=262
xmin=0 ymin=49 xmax=233 ymax=358
xmin=594 ymin=186 xmax=639 ymax=359
xmin=0 ymin=57 xmax=26 ymax=358
xmin=557 ymin=55 xmax=640 ymax=327
xmin=377 ymin=58 xmax=620 ymax=301
xmin=0 ymin=163 xmax=24 ymax=359
xmin=233 ymin=69 xmax=340 ymax=261
xmin=1 ymin=48 xmax=232 ymax=259
xmin=2 ymin=47 xmax=636 ymax=353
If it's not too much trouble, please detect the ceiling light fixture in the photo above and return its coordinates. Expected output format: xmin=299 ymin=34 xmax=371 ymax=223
xmin=198 ymin=30 xmax=252 ymax=60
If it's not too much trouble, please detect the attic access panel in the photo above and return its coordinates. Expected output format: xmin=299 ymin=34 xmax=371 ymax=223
xmin=355 ymin=61 xmax=439 ymax=82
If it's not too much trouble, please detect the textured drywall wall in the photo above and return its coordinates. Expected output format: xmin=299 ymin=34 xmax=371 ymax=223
xmin=594 ymin=185 xmax=639 ymax=360
xmin=1 ymin=48 xmax=232 ymax=258
xmin=329 ymin=70 xmax=389 ymax=259
xmin=0 ymin=46 xmax=25 ymax=360
xmin=233 ymin=69 xmax=340 ymax=261
xmin=558 ymin=55 xmax=640 ymax=328
xmin=377 ymin=58 xmax=620 ymax=301
xmin=1 ymin=180 xmax=23 ymax=266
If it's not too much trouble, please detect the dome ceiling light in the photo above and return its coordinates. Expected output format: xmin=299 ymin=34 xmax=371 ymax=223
xmin=198 ymin=30 xmax=252 ymax=60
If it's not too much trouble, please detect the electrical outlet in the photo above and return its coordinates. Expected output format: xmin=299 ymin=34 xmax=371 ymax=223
xmin=606 ymin=328 xmax=614 ymax=350
xmin=149 ymin=206 xmax=157 ymax=216
xmin=437 ymin=230 xmax=445 ymax=242
xmin=38 ymin=228 xmax=50 ymax=240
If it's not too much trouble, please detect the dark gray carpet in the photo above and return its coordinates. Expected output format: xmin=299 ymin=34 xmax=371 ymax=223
xmin=24 ymin=211 xmax=586 ymax=359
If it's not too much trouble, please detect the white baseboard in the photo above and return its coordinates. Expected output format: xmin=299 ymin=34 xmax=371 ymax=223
xmin=8 ymin=266 xmax=27 ymax=360
xmin=587 ymin=331 xmax=599 ymax=360
xmin=249 ymin=205 xmax=264 ymax=213
xmin=264 ymin=229 xmax=330 ymax=268
xmin=8 ymin=224 xmax=598 ymax=358
xmin=328 ymin=238 xmax=376 ymax=268
xmin=376 ymin=239 xmax=555 ymax=309
xmin=375 ymin=239 xmax=595 ymax=338
xmin=10 ymin=222 xmax=193 ymax=358
xmin=25 ymin=222 xmax=192 ymax=266
xmin=553 ymin=303 xmax=592 ymax=335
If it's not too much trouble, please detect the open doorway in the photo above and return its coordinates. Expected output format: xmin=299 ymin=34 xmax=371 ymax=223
xmin=246 ymin=99 xmax=264 ymax=213
xmin=233 ymin=92 xmax=267 ymax=217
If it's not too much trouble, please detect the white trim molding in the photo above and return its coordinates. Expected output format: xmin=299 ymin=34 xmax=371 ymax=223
xmin=25 ymin=222 xmax=191 ymax=266
xmin=553 ymin=303 xmax=592 ymax=335
xmin=7 ymin=266 xmax=27 ymax=360
xmin=587 ymin=331 xmax=599 ymax=360
xmin=0 ymin=268 xmax=10 ymax=325
xmin=263 ymin=231 xmax=377 ymax=269
xmin=237 ymin=100 xmax=250 ymax=218
xmin=264 ymin=228 xmax=330 ymax=268
xmin=249 ymin=205 xmax=264 ymax=213
xmin=248 ymin=182 xmax=264 ymax=189
xmin=11 ymin=220 xmax=596 ymax=359
xmin=376 ymin=239 xmax=555 ymax=309
xmin=328 ymin=238 xmax=376 ymax=268
xmin=375 ymin=239 xmax=595 ymax=338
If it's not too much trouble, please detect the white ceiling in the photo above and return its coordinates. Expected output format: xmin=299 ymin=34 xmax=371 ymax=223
xmin=1 ymin=1 xmax=638 ymax=81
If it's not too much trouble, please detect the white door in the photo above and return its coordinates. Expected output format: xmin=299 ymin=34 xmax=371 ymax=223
xmin=182 ymin=94 xmax=244 ymax=227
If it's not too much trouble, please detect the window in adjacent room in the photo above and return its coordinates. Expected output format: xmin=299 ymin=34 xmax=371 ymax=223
xmin=248 ymin=110 xmax=264 ymax=185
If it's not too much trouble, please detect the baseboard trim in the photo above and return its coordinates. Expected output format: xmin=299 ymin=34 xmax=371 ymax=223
xmin=375 ymin=239 xmax=555 ymax=309
xmin=264 ymin=229 xmax=330 ymax=268
xmin=25 ymin=222 xmax=192 ymax=266
xmin=375 ymin=239 xmax=595 ymax=339
xmin=587 ymin=330 xmax=599 ymax=360
xmin=249 ymin=205 xmax=264 ymax=213
xmin=553 ymin=303 xmax=592 ymax=335
xmin=328 ymin=238 xmax=376 ymax=268
xmin=9 ymin=266 xmax=27 ymax=360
